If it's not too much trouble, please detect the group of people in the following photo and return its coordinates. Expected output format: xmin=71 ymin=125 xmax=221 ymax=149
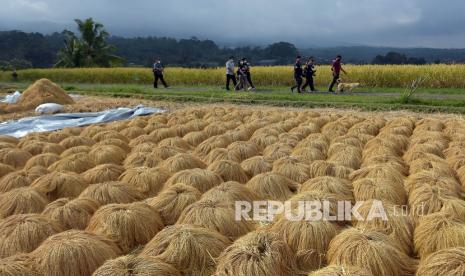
xmin=152 ymin=54 xmax=347 ymax=93
xmin=292 ymin=54 xmax=347 ymax=93
xmin=226 ymin=57 xmax=256 ymax=91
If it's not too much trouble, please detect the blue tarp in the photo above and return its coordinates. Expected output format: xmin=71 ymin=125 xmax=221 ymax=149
xmin=0 ymin=105 xmax=166 ymax=138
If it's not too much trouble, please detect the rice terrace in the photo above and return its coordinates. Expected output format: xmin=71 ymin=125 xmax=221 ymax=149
xmin=1 ymin=1 xmax=465 ymax=276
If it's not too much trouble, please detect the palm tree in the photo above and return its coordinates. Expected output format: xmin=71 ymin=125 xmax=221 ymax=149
xmin=55 ymin=18 xmax=123 ymax=67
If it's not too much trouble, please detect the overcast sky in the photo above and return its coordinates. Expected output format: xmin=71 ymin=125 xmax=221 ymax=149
xmin=0 ymin=0 xmax=464 ymax=48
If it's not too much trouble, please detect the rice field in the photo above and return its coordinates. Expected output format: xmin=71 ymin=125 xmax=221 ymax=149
xmin=1 ymin=105 xmax=465 ymax=275
xmin=2 ymin=64 xmax=465 ymax=88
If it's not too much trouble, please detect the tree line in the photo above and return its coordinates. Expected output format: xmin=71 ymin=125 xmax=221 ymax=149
xmin=1 ymin=18 xmax=464 ymax=69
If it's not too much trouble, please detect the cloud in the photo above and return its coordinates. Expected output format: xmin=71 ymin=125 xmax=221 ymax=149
xmin=0 ymin=0 xmax=463 ymax=47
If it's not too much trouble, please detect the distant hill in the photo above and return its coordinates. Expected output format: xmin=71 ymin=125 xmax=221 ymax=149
xmin=1 ymin=30 xmax=465 ymax=69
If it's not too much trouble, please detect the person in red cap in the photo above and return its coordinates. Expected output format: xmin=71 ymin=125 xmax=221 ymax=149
xmin=328 ymin=55 xmax=347 ymax=92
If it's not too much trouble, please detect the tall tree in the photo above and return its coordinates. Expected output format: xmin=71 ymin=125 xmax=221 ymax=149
xmin=55 ymin=18 xmax=123 ymax=67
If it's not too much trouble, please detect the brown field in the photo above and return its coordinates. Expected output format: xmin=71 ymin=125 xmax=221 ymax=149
xmin=1 ymin=103 xmax=465 ymax=276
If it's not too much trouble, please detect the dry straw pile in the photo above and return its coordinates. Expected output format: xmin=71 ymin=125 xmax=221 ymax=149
xmin=2 ymin=106 xmax=465 ymax=275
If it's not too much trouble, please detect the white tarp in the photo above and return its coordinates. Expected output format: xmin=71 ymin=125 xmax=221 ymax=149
xmin=0 ymin=91 xmax=21 ymax=104
xmin=0 ymin=105 xmax=166 ymax=138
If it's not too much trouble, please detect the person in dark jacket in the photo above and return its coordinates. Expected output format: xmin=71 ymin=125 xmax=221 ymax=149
xmin=328 ymin=55 xmax=347 ymax=92
xmin=153 ymin=58 xmax=169 ymax=89
xmin=291 ymin=56 xmax=303 ymax=93
xmin=302 ymin=57 xmax=316 ymax=92
xmin=243 ymin=58 xmax=256 ymax=90
xmin=12 ymin=69 xmax=18 ymax=82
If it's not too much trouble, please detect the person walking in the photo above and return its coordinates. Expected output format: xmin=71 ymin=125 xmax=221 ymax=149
xmin=225 ymin=56 xmax=237 ymax=91
xmin=153 ymin=58 xmax=169 ymax=89
xmin=291 ymin=56 xmax=303 ymax=93
xmin=235 ymin=59 xmax=249 ymax=91
xmin=11 ymin=69 xmax=18 ymax=82
xmin=328 ymin=54 xmax=346 ymax=92
xmin=302 ymin=57 xmax=316 ymax=92
xmin=243 ymin=58 xmax=256 ymax=91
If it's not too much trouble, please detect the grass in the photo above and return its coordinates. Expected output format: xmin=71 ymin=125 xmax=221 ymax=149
xmin=3 ymin=80 xmax=465 ymax=114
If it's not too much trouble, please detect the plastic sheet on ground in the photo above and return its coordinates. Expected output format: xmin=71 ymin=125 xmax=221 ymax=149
xmin=0 ymin=105 xmax=166 ymax=138
xmin=0 ymin=91 xmax=21 ymax=103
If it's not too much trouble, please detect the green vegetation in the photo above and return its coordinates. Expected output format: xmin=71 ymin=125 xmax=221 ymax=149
xmin=55 ymin=18 xmax=123 ymax=67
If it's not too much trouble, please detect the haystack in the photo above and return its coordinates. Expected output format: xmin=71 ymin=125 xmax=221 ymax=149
xmin=354 ymin=200 xmax=414 ymax=255
xmin=30 ymin=171 xmax=87 ymax=201
xmin=87 ymin=202 xmax=164 ymax=253
xmin=0 ymin=187 xmax=48 ymax=219
xmin=60 ymin=145 xmax=91 ymax=158
xmin=301 ymin=176 xmax=354 ymax=202
xmin=177 ymin=199 xmax=255 ymax=240
xmin=21 ymin=141 xmax=65 ymax=156
xmin=0 ymin=148 xmax=32 ymax=168
xmin=48 ymin=152 xmax=95 ymax=173
xmin=93 ymin=255 xmax=182 ymax=276
xmin=227 ymin=141 xmax=260 ymax=161
xmin=119 ymin=126 xmax=146 ymax=140
xmin=414 ymin=213 xmax=465 ymax=258
xmin=202 ymin=181 xmax=261 ymax=203
xmin=92 ymin=130 xmax=129 ymax=144
xmin=349 ymin=165 xmax=404 ymax=185
xmin=149 ymin=127 xmax=177 ymax=143
xmin=0 ymin=163 xmax=15 ymax=178
xmin=241 ymin=156 xmax=272 ymax=178
xmin=309 ymin=265 xmax=373 ymax=276
xmin=151 ymin=146 xmax=185 ymax=160
xmin=59 ymin=136 xmax=94 ymax=149
xmin=183 ymin=131 xmax=209 ymax=146
xmin=0 ymin=254 xmax=43 ymax=276
xmin=207 ymin=160 xmax=249 ymax=183
xmin=352 ymin=178 xmax=407 ymax=205
xmin=42 ymin=197 xmax=99 ymax=230
xmin=404 ymin=170 xmax=460 ymax=195
xmin=272 ymin=157 xmax=311 ymax=183
xmin=194 ymin=135 xmax=233 ymax=158
xmin=95 ymin=138 xmax=130 ymax=153
xmin=130 ymin=142 xmax=157 ymax=153
xmin=10 ymin=78 xmax=74 ymax=111
xmin=142 ymin=224 xmax=231 ymax=276
xmin=205 ymin=148 xmax=241 ymax=164
xmin=24 ymin=153 xmax=61 ymax=170
xmin=408 ymin=185 xmax=459 ymax=220
xmin=164 ymin=168 xmax=223 ymax=193
xmin=158 ymin=137 xmax=192 ymax=150
xmin=47 ymin=131 xmax=70 ymax=143
xmin=89 ymin=145 xmax=127 ymax=165
xmin=82 ymin=164 xmax=124 ymax=184
xmin=327 ymin=228 xmax=416 ymax=276
xmin=31 ymin=230 xmax=121 ymax=276
xmin=308 ymin=161 xmax=353 ymax=179
xmin=0 ymin=135 xmax=19 ymax=144
xmin=123 ymin=151 xmax=162 ymax=168
xmin=247 ymin=172 xmax=299 ymax=201
xmin=416 ymin=247 xmax=465 ymax=276
xmin=0 ymin=170 xmax=33 ymax=193
xmin=262 ymin=143 xmax=293 ymax=162
xmin=0 ymin=214 xmax=63 ymax=258
xmin=361 ymin=155 xmax=408 ymax=175
xmin=160 ymin=153 xmax=206 ymax=173
xmin=270 ymin=216 xmax=339 ymax=272
xmin=147 ymin=183 xmax=201 ymax=225
xmin=214 ymin=231 xmax=302 ymax=276
xmin=119 ymin=166 xmax=171 ymax=197
xmin=79 ymin=181 xmax=145 ymax=205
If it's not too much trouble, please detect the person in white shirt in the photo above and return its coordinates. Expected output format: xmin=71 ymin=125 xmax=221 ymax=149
xmin=225 ymin=56 xmax=237 ymax=91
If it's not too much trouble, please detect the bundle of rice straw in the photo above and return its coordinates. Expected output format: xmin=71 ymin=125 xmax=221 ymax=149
xmin=42 ymin=197 xmax=100 ymax=230
xmin=31 ymin=171 xmax=88 ymax=201
xmin=246 ymin=172 xmax=299 ymax=201
xmin=79 ymin=181 xmax=145 ymax=205
xmin=0 ymin=214 xmax=63 ymax=258
xmin=147 ymin=183 xmax=201 ymax=225
xmin=0 ymin=187 xmax=48 ymax=219
xmin=31 ymin=230 xmax=121 ymax=276
xmin=87 ymin=202 xmax=164 ymax=253
xmin=93 ymin=255 xmax=182 ymax=276
xmin=416 ymin=247 xmax=465 ymax=276
xmin=164 ymin=168 xmax=223 ymax=193
xmin=177 ymin=199 xmax=255 ymax=240
xmin=119 ymin=166 xmax=171 ymax=197
xmin=214 ymin=231 xmax=302 ymax=276
xmin=142 ymin=224 xmax=231 ymax=276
